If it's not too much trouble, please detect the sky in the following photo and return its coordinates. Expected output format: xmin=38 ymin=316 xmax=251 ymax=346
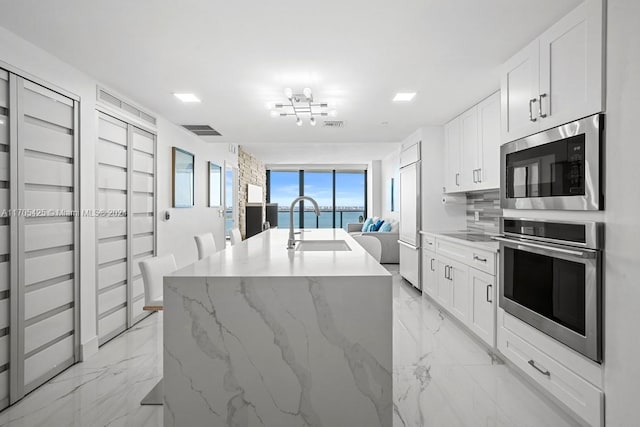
xmin=269 ymin=171 xmax=365 ymax=209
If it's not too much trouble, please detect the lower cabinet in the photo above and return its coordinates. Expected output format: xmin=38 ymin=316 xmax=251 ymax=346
xmin=421 ymin=233 xmax=498 ymax=348
xmin=440 ymin=256 xmax=470 ymax=325
xmin=399 ymin=242 xmax=420 ymax=290
xmin=498 ymin=309 xmax=604 ymax=427
xmin=422 ymin=249 xmax=438 ymax=297
xmin=469 ymin=268 xmax=496 ymax=346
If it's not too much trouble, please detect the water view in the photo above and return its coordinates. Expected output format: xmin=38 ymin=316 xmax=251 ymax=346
xmin=276 ymin=209 xmax=364 ymax=230
xmin=268 ymin=170 xmax=367 ymax=230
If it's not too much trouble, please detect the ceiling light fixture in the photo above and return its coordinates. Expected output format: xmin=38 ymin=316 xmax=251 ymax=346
xmin=269 ymin=88 xmax=334 ymax=126
xmin=392 ymin=92 xmax=417 ymax=102
xmin=174 ymin=93 xmax=201 ymax=103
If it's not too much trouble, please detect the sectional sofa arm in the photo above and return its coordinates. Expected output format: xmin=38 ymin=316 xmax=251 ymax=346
xmin=347 ymin=223 xmax=363 ymax=233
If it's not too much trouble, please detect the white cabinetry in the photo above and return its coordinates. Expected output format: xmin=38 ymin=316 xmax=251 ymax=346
xmin=421 ymin=233 xmax=498 ymax=347
xmin=435 ymin=249 xmax=471 ymax=324
xmin=498 ymin=309 xmax=604 ymax=426
xmin=477 ymin=93 xmax=501 ymax=189
xmin=501 ymin=1 xmax=604 ymax=142
xmin=399 ymin=138 xmax=421 ymax=290
xmin=421 ymin=234 xmax=437 ymax=297
xmin=443 ymin=120 xmax=461 ymax=192
xmin=460 ymin=107 xmax=478 ymax=190
xmin=469 ymin=269 xmax=496 ymax=347
xmin=447 ymin=258 xmax=470 ymax=324
xmin=444 ymin=91 xmax=501 ymax=193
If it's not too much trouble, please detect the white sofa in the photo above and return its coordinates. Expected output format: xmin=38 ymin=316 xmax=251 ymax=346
xmin=347 ymin=223 xmax=399 ymax=264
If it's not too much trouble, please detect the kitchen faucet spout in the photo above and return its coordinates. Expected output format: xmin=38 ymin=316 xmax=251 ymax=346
xmin=287 ymin=196 xmax=320 ymax=249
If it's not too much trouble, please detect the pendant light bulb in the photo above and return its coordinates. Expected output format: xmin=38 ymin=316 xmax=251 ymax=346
xmin=296 ymin=117 xmax=303 ymax=126
xmin=284 ymin=88 xmax=293 ymax=100
xmin=303 ymin=87 xmax=312 ymax=98
xmin=310 ymin=116 xmax=316 ymax=126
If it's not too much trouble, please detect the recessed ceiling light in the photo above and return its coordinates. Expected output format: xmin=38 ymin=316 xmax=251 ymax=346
xmin=393 ymin=92 xmax=417 ymax=102
xmin=174 ymin=93 xmax=201 ymax=103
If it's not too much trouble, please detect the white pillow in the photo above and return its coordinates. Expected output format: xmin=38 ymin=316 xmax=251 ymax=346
xmin=389 ymin=220 xmax=399 ymax=233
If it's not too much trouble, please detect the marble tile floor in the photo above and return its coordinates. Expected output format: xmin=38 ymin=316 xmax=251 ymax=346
xmin=0 ymin=265 xmax=579 ymax=427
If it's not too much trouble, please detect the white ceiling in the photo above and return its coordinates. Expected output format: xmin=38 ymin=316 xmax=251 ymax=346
xmin=0 ymin=0 xmax=581 ymax=163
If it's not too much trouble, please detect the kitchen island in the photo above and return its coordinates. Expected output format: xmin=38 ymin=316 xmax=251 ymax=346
xmin=163 ymin=228 xmax=392 ymax=426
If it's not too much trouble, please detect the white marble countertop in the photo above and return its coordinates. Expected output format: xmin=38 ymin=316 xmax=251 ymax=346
xmin=420 ymin=229 xmax=500 ymax=252
xmin=169 ymin=228 xmax=391 ymax=278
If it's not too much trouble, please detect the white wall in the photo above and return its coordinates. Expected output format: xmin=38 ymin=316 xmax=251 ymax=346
xmin=380 ymin=148 xmax=401 ymax=221
xmin=367 ymin=160 xmax=382 ymax=218
xmin=156 ymin=122 xmax=236 ymax=269
xmin=0 ymin=25 xmax=236 ymax=360
xmin=603 ymin=1 xmax=640 ymax=424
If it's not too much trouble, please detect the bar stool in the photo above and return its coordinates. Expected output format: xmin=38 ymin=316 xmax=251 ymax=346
xmin=230 ymin=228 xmax=242 ymax=245
xmin=194 ymin=232 xmax=217 ymax=260
xmin=138 ymin=254 xmax=177 ymax=405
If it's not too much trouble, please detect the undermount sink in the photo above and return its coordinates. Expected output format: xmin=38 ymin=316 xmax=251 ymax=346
xmin=295 ymin=240 xmax=352 ymax=252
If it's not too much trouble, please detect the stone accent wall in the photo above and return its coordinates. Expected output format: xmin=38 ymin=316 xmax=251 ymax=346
xmin=238 ymin=146 xmax=266 ymax=239
xmin=466 ymin=190 xmax=502 ymax=234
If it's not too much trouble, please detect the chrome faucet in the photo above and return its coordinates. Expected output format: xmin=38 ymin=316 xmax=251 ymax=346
xmin=287 ymin=196 xmax=320 ymax=249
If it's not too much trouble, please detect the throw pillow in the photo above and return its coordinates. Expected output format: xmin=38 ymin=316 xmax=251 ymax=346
xmin=371 ymin=219 xmax=385 ymax=232
xmin=361 ymin=217 xmax=373 ymax=232
xmin=379 ymin=222 xmax=392 ymax=232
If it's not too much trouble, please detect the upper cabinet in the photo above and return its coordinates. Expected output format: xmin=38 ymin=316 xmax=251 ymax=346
xmin=477 ymin=93 xmax=501 ymax=189
xmin=501 ymin=1 xmax=604 ymax=142
xmin=444 ymin=119 xmax=461 ymax=192
xmin=444 ymin=91 xmax=501 ymax=193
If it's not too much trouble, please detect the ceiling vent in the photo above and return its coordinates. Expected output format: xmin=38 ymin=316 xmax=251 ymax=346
xmin=323 ymin=120 xmax=344 ymax=128
xmin=182 ymin=125 xmax=222 ymax=136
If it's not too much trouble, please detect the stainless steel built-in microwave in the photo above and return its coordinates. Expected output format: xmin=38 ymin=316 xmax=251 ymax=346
xmin=501 ymin=114 xmax=604 ymax=210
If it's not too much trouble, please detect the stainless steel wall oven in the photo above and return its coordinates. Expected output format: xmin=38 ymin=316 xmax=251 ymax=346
xmin=495 ymin=218 xmax=603 ymax=362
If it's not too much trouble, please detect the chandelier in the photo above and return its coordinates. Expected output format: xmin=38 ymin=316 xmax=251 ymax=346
xmin=270 ymin=88 xmax=335 ymax=126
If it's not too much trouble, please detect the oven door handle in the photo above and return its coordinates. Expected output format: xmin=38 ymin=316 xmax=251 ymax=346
xmin=492 ymin=236 xmax=597 ymax=259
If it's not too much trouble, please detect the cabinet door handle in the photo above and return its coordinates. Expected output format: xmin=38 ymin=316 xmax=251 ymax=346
xmin=444 ymin=265 xmax=449 ymax=279
xmin=538 ymin=93 xmax=547 ymax=118
xmin=528 ymin=359 xmax=551 ymax=377
xmin=472 ymin=169 xmax=477 ymax=183
xmin=455 ymin=173 xmax=460 ymax=186
xmin=448 ymin=266 xmax=453 ymax=281
xmin=528 ymin=98 xmax=538 ymax=122
xmin=430 ymin=258 xmax=435 ymax=272
xmin=473 ymin=255 xmax=487 ymax=263
xmin=477 ymin=168 xmax=482 ymax=183
xmin=486 ymin=284 xmax=492 ymax=303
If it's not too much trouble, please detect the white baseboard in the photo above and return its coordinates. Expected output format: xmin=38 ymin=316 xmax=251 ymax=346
xmin=80 ymin=336 xmax=99 ymax=361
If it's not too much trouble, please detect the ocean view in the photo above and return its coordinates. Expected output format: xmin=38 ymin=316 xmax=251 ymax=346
xmin=276 ymin=210 xmax=364 ymax=229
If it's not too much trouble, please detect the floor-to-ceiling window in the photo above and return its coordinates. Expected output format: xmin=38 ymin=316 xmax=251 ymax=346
xmin=303 ymin=171 xmax=334 ymax=228
xmin=267 ymin=169 xmax=367 ymax=229
xmin=268 ymin=170 xmax=301 ymax=228
xmin=334 ymin=171 xmax=366 ymax=229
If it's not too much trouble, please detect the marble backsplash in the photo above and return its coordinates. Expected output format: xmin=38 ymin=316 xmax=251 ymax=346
xmin=466 ymin=190 xmax=502 ymax=234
